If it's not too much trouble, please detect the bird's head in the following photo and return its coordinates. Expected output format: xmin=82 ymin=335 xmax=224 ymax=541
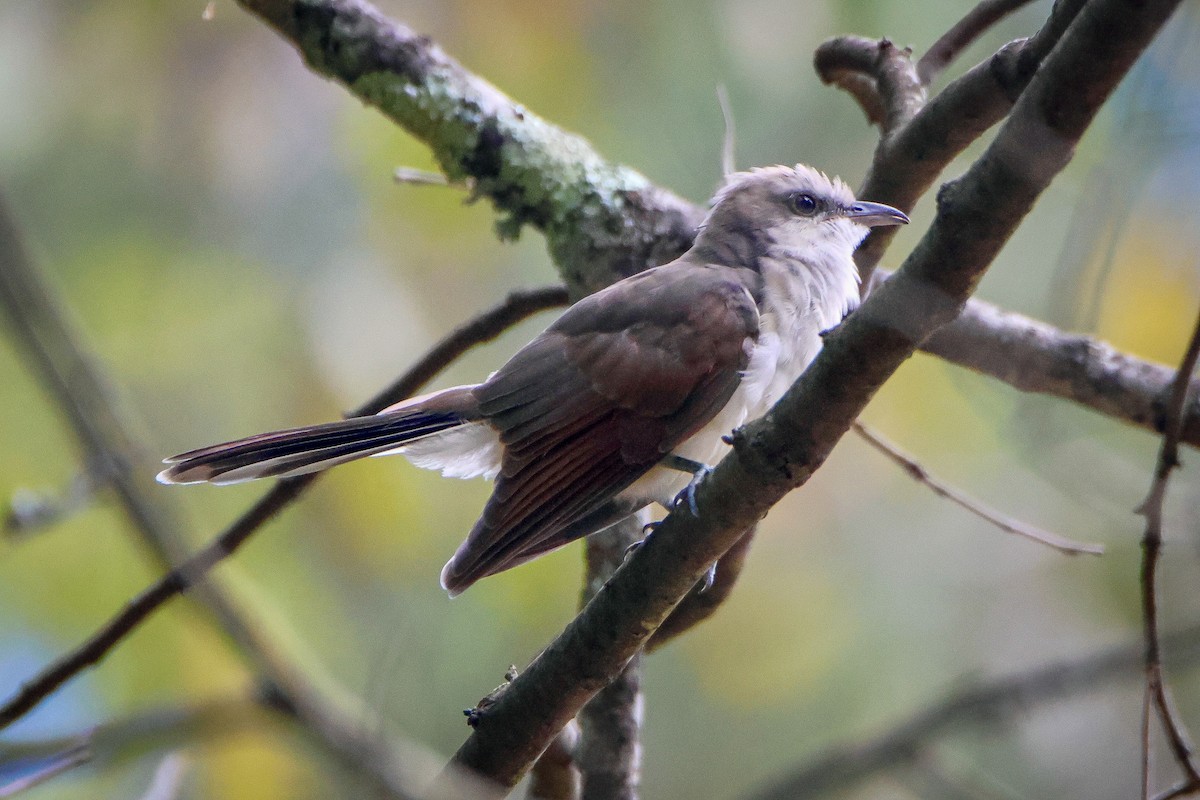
xmin=694 ymin=164 xmax=908 ymax=266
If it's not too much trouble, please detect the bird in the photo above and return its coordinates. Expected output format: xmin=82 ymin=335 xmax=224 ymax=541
xmin=158 ymin=164 xmax=908 ymax=596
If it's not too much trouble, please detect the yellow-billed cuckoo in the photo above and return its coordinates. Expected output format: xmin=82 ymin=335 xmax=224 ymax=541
xmin=158 ymin=165 xmax=907 ymax=595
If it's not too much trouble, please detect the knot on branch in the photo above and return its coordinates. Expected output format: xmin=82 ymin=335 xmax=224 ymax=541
xmin=814 ymin=36 xmax=923 ymax=131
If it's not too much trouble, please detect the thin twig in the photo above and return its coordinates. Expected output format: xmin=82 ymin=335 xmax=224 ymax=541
xmin=852 ymin=0 xmax=1090 ymax=286
xmin=852 ymin=421 xmax=1104 ymax=556
xmin=918 ymin=0 xmax=1038 ymax=85
xmin=576 ymin=516 xmax=645 ymax=800
xmin=1137 ymin=307 xmax=1200 ymax=799
xmin=716 ymin=84 xmax=736 ymax=178
xmin=0 ymin=741 xmax=91 ymax=798
xmin=0 ymin=286 xmax=568 ymax=733
xmin=748 ymin=625 xmax=1200 ymax=800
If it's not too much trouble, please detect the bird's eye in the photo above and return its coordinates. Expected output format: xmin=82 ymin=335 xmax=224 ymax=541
xmin=787 ymin=192 xmax=819 ymax=216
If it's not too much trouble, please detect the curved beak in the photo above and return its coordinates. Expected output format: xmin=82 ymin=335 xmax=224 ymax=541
xmin=845 ymin=201 xmax=909 ymax=227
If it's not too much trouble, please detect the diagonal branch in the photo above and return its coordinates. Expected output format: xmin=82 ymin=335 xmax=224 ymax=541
xmin=236 ymin=0 xmax=702 ymax=295
xmin=852 ymin=0 xmax=1089 ymax=285
xmin=918 ymin=0 xmax=1039 ymax=85
xmin=852 ymin=421 xmax=1103 ymax=555
xmin=920 ymin=291 xmax=1200 ymax=447
xmin=645 ymin=526 xmax=756 ymax=652
xmin=747 ymin=624 xmax=1200 ymax=800
xmin=445 ymin=0 xmax=1185 ymax=785
xmin=577 ymin=518 xmax=645 ymax=800
xmin=1137 ymin=307 xmax=1200 ymax=798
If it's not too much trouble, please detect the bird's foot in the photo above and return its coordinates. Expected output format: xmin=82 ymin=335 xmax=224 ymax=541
xmin=624 ymin=523 xmax=658 ymax=562
xmin=672 ymin=464 xmax=713 ymax=517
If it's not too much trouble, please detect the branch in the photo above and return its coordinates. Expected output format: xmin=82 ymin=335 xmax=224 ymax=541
xmin=814 ymin=37 xmax=924 ymax=132
xmin=852 ymin=421 xmax=1103 ymax=555
xmin=852 ymin=0 xmax=1089 ymax=284
xmin=235 ymin=0 xmax=702 ymax=295
xmin=0 ymin=285 xmax=567 ymax=741
xmin=242 ymin=0 xmax=1198 ymax=454
xmin=527 ymin=721 xmax=581 ymax=800
xmin=645 ymin=527 xmax=756 ymax=652
xmin=918 ymin=0 xmax=1038 ymax=85
xmin=577 ymin=518 xmax=645 ymax=800
xmin=446 ymin=0 xmax=1184 ymax=784
xmin=576 ymin=655 xmax=642 ymax=800
xmin=920 ymin=291 xmax=1200 ymax=448
xmin=1137 ymin=308 xmax=1200 ymax=798
xmin=0 ymin=741 xmax=90 ymax=798
xmin=747 ymin=625 xmax=1200 ymax=800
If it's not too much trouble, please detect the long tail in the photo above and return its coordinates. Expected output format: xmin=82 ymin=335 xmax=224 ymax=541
xmin=158 ymin=401 xmax=471 ymax=486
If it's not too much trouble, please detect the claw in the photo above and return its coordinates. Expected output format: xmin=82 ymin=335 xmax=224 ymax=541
xmin=699 ymin=562 xmax=718 ymax=593
xmin=672 ymin=464 xmax=712 ymax=516
xmin=623 ymin=537 xmax=646 ymax=562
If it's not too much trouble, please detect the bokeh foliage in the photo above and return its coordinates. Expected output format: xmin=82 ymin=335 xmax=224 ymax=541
xmin=1 ymin=1 xmax=1199 ymax=797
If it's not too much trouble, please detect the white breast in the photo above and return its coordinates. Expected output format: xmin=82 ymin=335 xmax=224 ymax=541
xmin=622 ymin=232 xmax=861 ymax=507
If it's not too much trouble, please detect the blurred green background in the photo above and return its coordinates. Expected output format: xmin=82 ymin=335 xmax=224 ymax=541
xmin=1 ymin=1 xmax=1199 ymax=798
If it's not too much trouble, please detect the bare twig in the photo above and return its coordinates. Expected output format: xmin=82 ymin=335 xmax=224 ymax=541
xmin=0 ymin=285 xmax=567 ymax=734
xmin=853 ymin=0 xmax=1089 ymax=286
xmin=716 ymin=84 xmax=736 ymax=178
xmin=920 ymin=290 xmax=1200 ymax=448
xmin=1137 ymin=307 xmax=1200 ymax=799
xmin=852 ymin=421 xmax=1103 ymax=556
xmin=0 ymin=741 xmax=91 ymax=798
xmin=577 ymin=517 xmax=645 ymax=800
xmin=918 ymin=0 xmax=1038 ymax=85
xmin=747 ymin=625 xmax=1200 ymax=800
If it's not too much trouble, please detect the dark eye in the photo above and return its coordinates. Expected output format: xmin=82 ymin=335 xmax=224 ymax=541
xmin=787 ymin=192 xmax=819 ymax=216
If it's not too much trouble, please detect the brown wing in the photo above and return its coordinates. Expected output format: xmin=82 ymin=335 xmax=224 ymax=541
xmin=440 ymin=263 xmax=760 ymax=593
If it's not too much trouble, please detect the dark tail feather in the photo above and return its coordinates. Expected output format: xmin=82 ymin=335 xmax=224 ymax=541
xmin=158 ymin=410 xmax=465 ymax=485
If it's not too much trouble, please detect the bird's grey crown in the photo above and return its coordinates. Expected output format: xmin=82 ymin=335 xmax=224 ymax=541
xmin=688 ymin=164 xmax=861 ymax=273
